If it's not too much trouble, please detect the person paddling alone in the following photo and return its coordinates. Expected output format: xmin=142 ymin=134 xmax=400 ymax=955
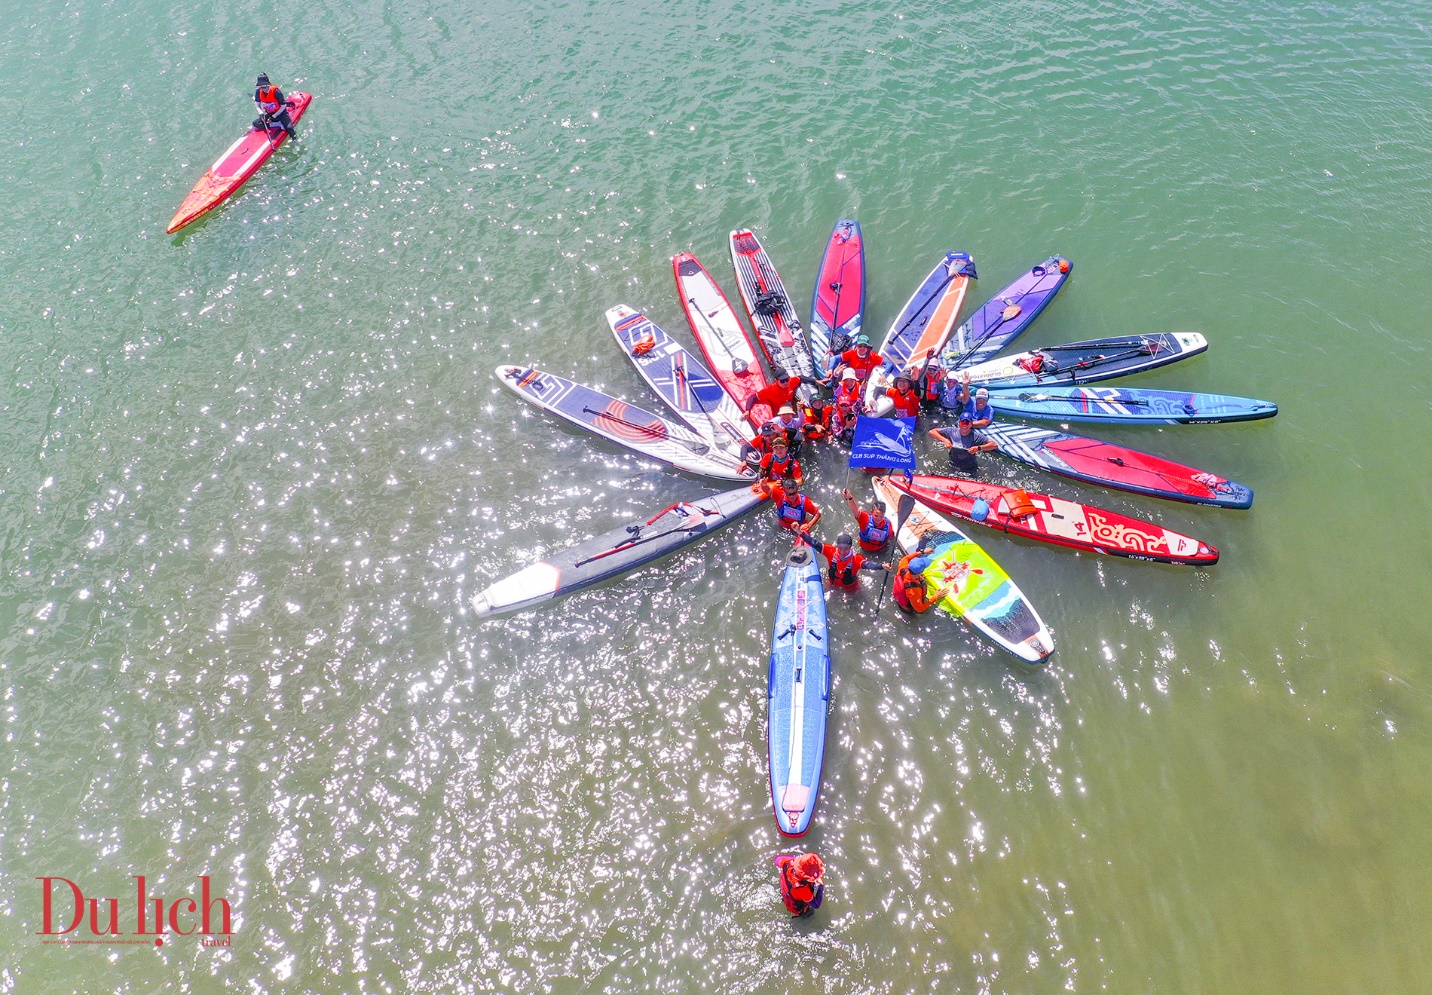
xmin=252 ymin=73 xmax=296 ymax=137
xmin=930 ymin=414 xmax=996 ymax=477
xmin=774 ymin=852 xmax=825 ymax=918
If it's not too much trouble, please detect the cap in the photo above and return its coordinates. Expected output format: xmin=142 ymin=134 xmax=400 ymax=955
xmin=778 ymin=405 xmax=796 ymax=416
xmin=835 ymin=533 xmax=853 ymax=548
xmin=759 ymin=422 xmax=777 ymax=434
xmin=958 ymin=413 xmax=974 ymax=424
xmin=793 ymin=853 xmax=824 ymax=881
xmin=841 ymin=368 xmax=858 ymax=381
xmin=771 ymin=436 xmax=789 ymax=448
xmin=975 ymin=387 xmax=988 ymax=400
xmin=854 ymin=334 xmax=871 ymax=346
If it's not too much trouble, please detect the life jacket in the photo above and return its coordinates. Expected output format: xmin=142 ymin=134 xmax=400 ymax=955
xmin=920 ymin=369 xmax=943 ymax=403
xmin=255 ymin=85 xmax=283 ymax=114
xmin=840 ymin=348 xmax=882 ymax=379
xmin=858 ymin=513 xmax=891 ymax=551
xmin=825 ymin=546 xmax=861 ymax=588
xmin=760 ymin=452 xmax=800 ymax=481
xmin=833 ymin=380 xmax=863 ymax=410
xmin=776 ymin=492 xmax=811 ymax=526
xmin=777 ymin=863 xmax=823 ymax=916
xmin=892 ymin=554 xmax=931 ymax=614
xmin=886 ymin=387 xmax=920 ymax=418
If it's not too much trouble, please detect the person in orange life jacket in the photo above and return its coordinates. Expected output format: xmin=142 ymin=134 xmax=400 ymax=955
xmin=761 ymin=475 xmax=821 ymax=535
xmin=834 ymin=334 xmax=883 ymax=383
xmin=814 ymin=533 xmax=891 ymax=591
xmin=891 ymin=547 xmax=958 ymax=614
xmin=930 ymin=414 xmax=996 ymax=477
xmin=831 ymin=367 xmax=864 ymax=412
xmin=774 ymin=852 xmax=825 ymax=917
xmin=841 ymin=488 xmax=892 ymax=552
xmin=252 ymin=74 xmax=296 ymax=136
xmin=743 ymin=375 xmax=802 ymax=415
xmin=824 ymin=396 xmax=858 ymax=444
xmin=757 ymin=436 xmax=803 ymax=484
xmin=884 ymin=372 xmax=921 ymax=419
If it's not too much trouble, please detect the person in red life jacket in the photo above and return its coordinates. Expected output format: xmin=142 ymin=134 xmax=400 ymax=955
xmin=743 ymin=375 xmax=803 ymax=415
xmin=774 ymin=852 xmax=825 ymax=918
xmin=742 ymin=422 xmax=780 ymax=470
xmin=841 ymin=489 xmax=893 ymax=552
xmin=891 ymin=547 xmax=957 ymax=614
xmin=833 ymin=334 xmax=884 ymax=383
xmin=252 ymin=73 xmax=296 ymax=136
xmin=761 ymin=475 xmax=821 ymax=535
xmin=814 ymin=533 xmax=891 ymax=591
xmin=831 ymin=367 xmax=864 ymax=412
xmin=757 ymin=436 xmax=803 ymax=484
xmin=823 ymin=396 xmax=858 ymax=444
xmin=884 ymin=372 xmax=922 ymax=419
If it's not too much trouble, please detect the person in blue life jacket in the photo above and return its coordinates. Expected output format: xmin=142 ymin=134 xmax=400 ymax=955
xmin=760 ymin=475 xmax=822 ymax=536
xmin=929 ymin=414 xmax=996 ymax=477
xmin=252 ymin=73 xmax=296 ymax=136
xmin=841 ymin=488 xmax=892 ymax=553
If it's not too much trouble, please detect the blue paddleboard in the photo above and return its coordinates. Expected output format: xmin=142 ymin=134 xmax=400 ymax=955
xmin=982 ymin=385 xmax=1278 ymax=425
xmin=767 ymin=541 xmax=830 ymax=837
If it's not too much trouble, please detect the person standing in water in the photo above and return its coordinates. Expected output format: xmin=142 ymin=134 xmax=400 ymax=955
xmin=774 ymin=852 xmax=825 ymax=917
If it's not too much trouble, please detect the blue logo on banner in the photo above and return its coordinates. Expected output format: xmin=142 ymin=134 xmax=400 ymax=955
xmin=849 ymin=416 xmax=917 ymax=471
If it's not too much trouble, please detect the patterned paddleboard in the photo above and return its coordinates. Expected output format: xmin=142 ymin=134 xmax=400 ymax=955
xmin=879 ymin=251 xmax=978 ymax=374
xmin=983 ymin=422 xmax=1254 ymax=508
xmin=899 ymin=474 xmax=1219 ymax=565
xmin=982 ymin=385 xmax=1278 ymax=425
xmin=949 ymin=332 xmax=1207 ymax=394
xmin=768 ymin=541 xmax=830 ymax=836
xmin=873 ymin=476 xmax=1054 ymax=665
xmin=495 ymin=365 xmax=754 ymax=481
xmin=942 ymin=256 xmax=1072 ymax=370
xmin=729 ymin=229 xmax=821 ymax=405
xmin=605 ymin=305 xmax=750 ymax=455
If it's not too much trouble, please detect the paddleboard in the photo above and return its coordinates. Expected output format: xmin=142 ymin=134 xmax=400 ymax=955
xmin=873 ymin=476 xmax=1054 ymax=665
xmin=983 ymin=422 xmax=1254 ymax=508
xmin=982 ymin=385 xmax=1278 ymax=425
xmin=943 ymin=256 xmax=1072 ymax=370
xmin=729 ymin=229 xmax=821 ymax=405
xmin=167 ymin=92 xmax=313 ymax=234
xmin=879 ymin=251 xmax=977 ymax=374
xmin=605 ymin=305 xmax=750 ymax=455
xmin=898 ymin=474 xmax=1219 ymax=565
xmin=494 ymin=365 xmax=755 ymax=481
xmin=808 ymin=219 xmax=866 ymax=365
xmin=768 ymin=541 xmax=830 ymax=837
xmin=472 ymin=486 xmax=766 ymax=617
xmin=950 ymin=332 xmax=1207 ymax=393
xmin=674 ymin=251 xmax=773 ymax=429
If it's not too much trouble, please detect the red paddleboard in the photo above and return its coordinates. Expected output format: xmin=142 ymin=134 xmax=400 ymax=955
xmin=167 ymin=92 xmax=313 ymax=234
xmin=898 ymin=474 xmax=1219 ymax=565
xmin=673 ymin=251 xmax=773 ymax=429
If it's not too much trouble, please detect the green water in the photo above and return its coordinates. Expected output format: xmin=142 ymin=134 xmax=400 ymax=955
xmin=3 ymin=0 xmax=1431 ymax=991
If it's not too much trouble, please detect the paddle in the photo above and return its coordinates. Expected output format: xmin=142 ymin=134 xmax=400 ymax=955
xmin=1012 ymin=391 xmax=1149 ymax=406
xmin=672 ymin=354 xmax=749 ymax=451
xmin=685 ymin=296 xmax=751 ymax=375
xmin=874 ymin=490 xmax=917 ymax=615
xmin=573 ymin=504 xmax=718 ymax=566
xmin=944 ymin=296 xmax=1030 ymax=369
xmin=580 ymin=406 xmax=712 ymax=456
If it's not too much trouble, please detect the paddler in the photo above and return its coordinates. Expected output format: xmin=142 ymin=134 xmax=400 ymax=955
xmin=252 ymin=73 xmax=296 ymax=137
xmin=743 ymin=375 xmax=804 ymax=416
xmin=883 ymin=372 xmax=922 ymax=420
xmin=891 ymin=547 xmax=958 ymax=614
xmin=774 ymin=852 xmax=825 ymax=918
xmin=762 ymin=475 xmax=821 ymax=536
xmin=812 ymin=533 xmax=891 ymax=591
xmin=841 ymin=489 xmax=892 ymax=553
xmin=833 ymin=334 xmax=883 ymax=383
xmin=757 ymin=436 xmax=803 ymax=485
xmin=929 ymin=414 xmax=996 ymax=477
